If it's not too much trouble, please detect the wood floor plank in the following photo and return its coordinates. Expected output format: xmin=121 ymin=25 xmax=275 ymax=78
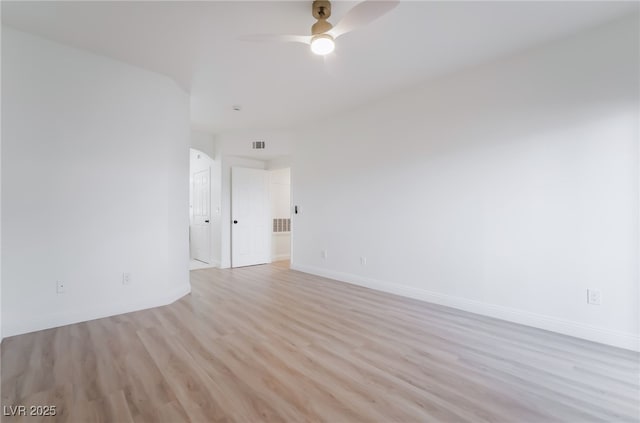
xmin=2 ymin=261 xmax=639 ymax=422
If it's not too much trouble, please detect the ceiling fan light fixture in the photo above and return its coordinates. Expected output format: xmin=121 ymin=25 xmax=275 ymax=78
xmin=310 ymin=34 xmax=335 ymax=55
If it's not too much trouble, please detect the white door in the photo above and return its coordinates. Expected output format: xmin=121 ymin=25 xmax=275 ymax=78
xmin=231 ymin=167 xmax=270 ymax=267
xmin=191 ymin=168 xmax=211 ymax=263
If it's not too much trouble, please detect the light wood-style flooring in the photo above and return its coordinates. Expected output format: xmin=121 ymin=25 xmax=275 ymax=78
xmin=2 ymin=262 xmax=639 ymax=422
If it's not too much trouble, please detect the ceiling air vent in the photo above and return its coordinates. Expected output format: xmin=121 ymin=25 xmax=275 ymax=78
xmin=252 ymin=141 xmax=266 ymax=149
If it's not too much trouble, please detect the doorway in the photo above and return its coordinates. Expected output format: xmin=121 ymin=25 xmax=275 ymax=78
xmin=230 ymin=166 xmax=291 ymax=268
xmin=189 ymin=149 xmax=217 ymax=269
xmin=191 ymin=168 xmax=210 ymax=262
xmin=269 ymin=167 xmax=291 ymax=264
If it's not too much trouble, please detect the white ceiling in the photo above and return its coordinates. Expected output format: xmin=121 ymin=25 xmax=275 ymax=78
xmin=2 ymin=1 xmax=638 ymax=134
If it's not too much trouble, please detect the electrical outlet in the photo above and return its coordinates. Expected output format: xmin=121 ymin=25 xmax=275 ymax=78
xmin=587 ymin=289 xmax=602 ymax=305
xmin=360 ymin=256 xmax=367 ymax=265
xmin=56 ymin=281 xmax=66 ymax=294
xmin=123 ymin=272 xmax=132 ymax=285
xmin=321 ymin=250 xmax=328 ymax=259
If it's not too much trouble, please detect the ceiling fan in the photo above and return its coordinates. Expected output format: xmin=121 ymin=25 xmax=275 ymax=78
xmin=240 ymin=0 xmax=399 ymax=56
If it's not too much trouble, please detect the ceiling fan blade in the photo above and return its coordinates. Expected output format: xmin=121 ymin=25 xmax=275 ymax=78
xmin=329 ymin=0 xmax=399 ymax=39
xmin=323 ymin=52 xmax=344 ymax=78
xmin=238 ymin=34 xmax=312 ymax=45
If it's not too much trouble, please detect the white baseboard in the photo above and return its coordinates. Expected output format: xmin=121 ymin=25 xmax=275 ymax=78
xmin=190 ymin=261 xmax=218 ymax=270
xmin=272 ymin=254 xmax=291 ymax=262
xmin=2 ymin=283 xmax=191 ymax=339
xmin=290 ymin=263 xmax=639 ymax=352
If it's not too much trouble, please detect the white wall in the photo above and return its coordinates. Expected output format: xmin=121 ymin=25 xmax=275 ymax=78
xmin=191 ymin=130 xmax=216 ymax=161
xmin=0 ymin=36 xmax=3 ymax=339
xmin=215 ymin=129 xmax=294 ymax=162
xmin=1 ymin=28 xmax=191 ymax=337
xmin=270 ymin=168 xmax=291 ymax=261
xmin=291 ymin=16 xmax=639 ymax=350
xmin=267 ymin=156 xmax=292 ymax=171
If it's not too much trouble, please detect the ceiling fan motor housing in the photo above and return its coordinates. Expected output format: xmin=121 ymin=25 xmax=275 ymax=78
xmin=312 ymin=0 xmax=333 ymax=35
xmin=312 ymin=0 xmax=332 ymax=20
xmin=312 ymin=19 xmax=333 ymax=35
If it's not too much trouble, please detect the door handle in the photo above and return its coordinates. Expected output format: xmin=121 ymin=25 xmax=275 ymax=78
xmin=233 ymin=220 xmax=238 ymax=224
xmin=205 ymin=220 xmax=209 ymax=223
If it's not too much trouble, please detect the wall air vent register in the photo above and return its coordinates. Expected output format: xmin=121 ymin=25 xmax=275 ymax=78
xmin=273 ymin=218 xmax=291 ymax=233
